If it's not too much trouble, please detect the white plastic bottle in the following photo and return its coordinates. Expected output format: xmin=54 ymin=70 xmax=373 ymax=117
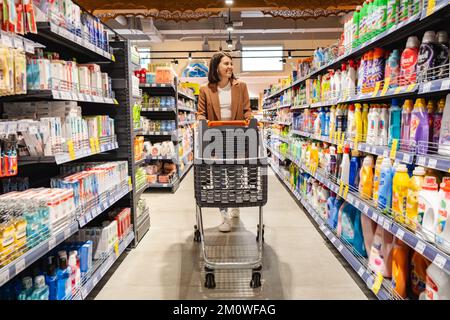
xmin=379 ymin=105 xmax=390 ymax=146
xmin=425 ymin=263 xmax=450 ymax=300
xmin=334 ymin=69 xmax=342 ymax=100
xmin=347 ymin=60 xmax=357 ymax=97
xmin=436 ymin=180 xmax=450 ymax=253
xmin=340 ymin=145 xmax=351 ymax=185
xmin=417 ymin=176 xmax=440 ymax=243
xmin=318 ymin=185 xmax=330 ymax=218
xmin=347 ymin=104 xmax=355 ymax=140
xmin=438 ymin=94 xmax=450 ymax=156
xmin=367 ymin=106 xmax=380 ymax=144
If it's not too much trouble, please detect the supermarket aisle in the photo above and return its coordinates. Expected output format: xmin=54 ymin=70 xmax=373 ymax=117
xmin=92 ymin=170 xmax=370 ymax=300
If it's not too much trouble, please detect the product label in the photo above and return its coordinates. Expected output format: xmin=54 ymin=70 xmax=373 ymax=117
xmin=409 ymin=115 xmax=420 ymax=142
xmin=401 ymin=50 xmax=418 ymax=84
xmin=417 ymin=44 xmax=435 ymax=76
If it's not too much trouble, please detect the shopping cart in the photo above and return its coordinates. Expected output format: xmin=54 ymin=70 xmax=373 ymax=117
xmin=193 ymin=119 xmax=268 ymax=289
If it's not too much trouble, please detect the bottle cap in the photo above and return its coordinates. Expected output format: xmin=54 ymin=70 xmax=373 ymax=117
xmin=422 ymin=31 xmax=437 ymax=44
xmin=348 ymin=104 xmax=355 ymax=111
xmin=344 ymin=145 xmax=350 ymax=153
xmin=396 ymin=164 xmax=408 ymax=172
xmin=437 ymin=31 xmax=449 ymax=44
xmin=413 ymin=166 xmax=426 ymax=176
xmin=381 ymin=157 xmax=392 ymax=167
xmin=34 ymin=275 xmax=45 ymax=288
xmin=406 ymin=36 xmax=420 ymax=48
xmin=442 ymin=180 xmax=450 ymax=192
xmin=363 ymin=155 xmax=374 ymax=166
xmin=59 ymin=257 xmax=68 ymax=269
xmin=422 ymin=176 xmax=438 ymax=191
xmin=22 ymin=276 xmax=33 ymax=289
xmin=351 ymin=150 xmax=360 ymax=157
xmin=391 ymin=99 xmax=399 ymax=107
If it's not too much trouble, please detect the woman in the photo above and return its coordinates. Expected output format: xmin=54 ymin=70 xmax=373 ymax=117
xmin=197 ymin=51 xmax=253 ymax=232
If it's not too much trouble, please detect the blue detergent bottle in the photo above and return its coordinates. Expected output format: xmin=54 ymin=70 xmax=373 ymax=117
xmin=353 ymin=210 xmax=368 ymax=257
xmin=326 ymin=196 xmax=336 ymax=225
xmin=45 ymin=257 xmax=58 ymax=300
xmin=388 ymin=99 xmax=402 ymax=148
xmin=56 ymin=257 xmax=72 ymax=300
xmin=378 ymin=157 xmax=394 ymax=214
xmin=328 ymin=197 xmax=343 ymax=230
xmin=349 ymin=150 xmax=360 ymax=189
xmin=30 ymin=275 xmax=49 ymax=300
xmin=17 ymin=276 xmax=33 ymax=300
xmin=338 ymin=202 xmax=356 ymax=245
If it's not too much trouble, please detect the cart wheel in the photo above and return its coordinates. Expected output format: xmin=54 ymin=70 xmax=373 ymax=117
xmin=205 ymin=273 xmax=216 ymax=289
xmin=250 ymin=272 xmax=261 ymax=288
xmin=194 ymin=230 xmax=201 ymax=242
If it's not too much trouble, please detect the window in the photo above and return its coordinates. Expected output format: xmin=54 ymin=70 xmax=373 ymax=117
xmin=241 ymin=46 xmax=283 ymax=72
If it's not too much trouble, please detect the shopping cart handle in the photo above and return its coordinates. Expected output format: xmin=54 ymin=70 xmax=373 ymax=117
xmin=207 ymin=120 xmax=248 ymax=127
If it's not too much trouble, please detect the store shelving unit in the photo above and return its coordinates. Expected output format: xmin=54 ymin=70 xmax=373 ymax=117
xmin=0 ymin=13 xmax=144 ymax=298
xmin=262 ymin=0 xmax=450 ymax=299
xmin=139 ymin=78 xmax=196 ymax=193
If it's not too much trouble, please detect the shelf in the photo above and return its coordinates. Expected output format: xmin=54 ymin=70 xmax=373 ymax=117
xmin=139 ymin=84 xmax=195 ymax=100
xmin=179 ymin=161 xmax=193 ymax=180
xmin=147 ymin=181 xmax=175 ymax=189
xmin=290 ymin=130 xmax=415 ymax=165
xmin=135 ymin=183 xmax=148 ymax=196
xmin=78 ymin=182 xmax=132 ymax=228
xmin=177 ymin=104 xmax=197 ymax=113
xmin=295 ymin=159 xmax=450 ymax=275
xmin=142 ymin=131 xmax=179 ymax=141
xmin=291 ymin=105 xmax=310 ymax=110
xmin=418 ymin=78 xmax=450 ymax=94
xmin=19 ymin=140 xmax=119 ymax=166
xmin=0 ymin=221 xmax=79 ymax=287
xmin=263 ymin=4 xmax=450 ymax=100
xmin=135 ymin=158 xmax=146 ymax=166
xmin=26 ymin=22 xmax=113 ymax=62
xmin=178 ymin=90 xmax=196 ymax=101
xmin=271 ymin=134 xmax=290 ymax=144
xmin=145 ymin=154 xmax=175 ymax=161
xmin=416 ymin=154 xmax=450 ymax=173
xmin=178 ymin=120 xmax=195 ymax=126
xmin=264 ymin=104 xmax=292 ymax=112
xmin=141 ymin=107 xmax=176 ymax=112
xmin=79 ymin=230 xmax=134 ymax=299
xmin=269 ymin=160 xmax=394 ymax=300
xmin=265 ymin=144 xmax=286 ymax=161
xmin=0 ymin=89 xmax=118 ymax=104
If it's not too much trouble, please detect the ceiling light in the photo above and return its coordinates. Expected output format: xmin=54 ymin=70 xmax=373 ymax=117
xmin=280 ymin=58 xmax=286 ymax=64
xmin=172 ymin=59 xmax=179 ymax=65
xmin=188 ymin=52 xmax=192 ymax=61
xmin=288 ymin=51 xmax=292 ymax=59
xmin=225 ymin=0 xmax=233 ymax=5
xmin=226 ymin=33 xmax=233 ymax=49
xmin=226 ymin=23 xmax=234 ymax=32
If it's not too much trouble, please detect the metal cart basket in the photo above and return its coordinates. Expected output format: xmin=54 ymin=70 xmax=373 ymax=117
xmin=193 ymin=119 xmax=268 ymax=289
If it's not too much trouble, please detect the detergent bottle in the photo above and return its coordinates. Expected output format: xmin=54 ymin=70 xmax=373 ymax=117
xmin=417 ymin=31 xmax=437 ymax=80
xmin=400 ymin=99 xmax=413 ymax=150
xmin=362 ymin=104 xmax=369 ymax=141
xmin=368 ymin=224 xmax=394 ymax=277
xmin=361 ymin=214 xmax=378 ymax=254
xmin=400 ymin=36 xmax=419 ymax=85
xmin=391 ymin=238 xmax=410 ymax=299
xmin=327 ymin=196 xmax=336 ymax=223
xmin=378 ymin=157 xmax=394 ymax=213
xmin=410 ymin=251 xmax=431 ymax=298
xmin=353 ymin=209 xmax=368 ymax=257
xmin=367 ymin=105 xmax=380 ymax=145
xmin=352 ymin=7 xmax=361 ymax=47
xmin=318 ymin=185 xmax=330 ymax=219
xmin=438 ymin=94 xmax=450 ymax=156
xmin=346 ymin=104 xmax=356 ymax=140
xmin=392 ymin=164 xmax=410 ymax=223
xmin=354 ymin=103 xmax=363 ymax=142
xmin=349 ymin=150 xmax=361 ymax=189
xmin=406 ymin=166 xmax=426 ymax=231
xmin=379 ymin=105 xmax=390 ymax=146
xmin=436 ymin=180 xmax=450 ymax=254
xmin=417 ymin=176 xmax=440 ymax=242
xmin=337 ymin=202 xmax=356 ymax=244
xmin=340 ymin=145 xmax=351 ymax=185
xmin=372 ymin=156 xmax=384 ymax=206
xmin=389 ymin=99 xmax=402 ymax=148
xmin=336 ymin=144 xmax=343 ymax=179
xmin=329 ymin=197 xmax=344 ymax=229
xmin=425 ymin=263 xmax=450 ymax=300
xmin=328 ymin=146 xmax=338 ymax=177
xmin=385 ymin=49 xmax=401 ymax=88
xmin=433 ymin=98 xmax=445 ymax=145
xmin=359 ymin=155 xmax=374 ymax=199
xmin=410 ymin=98 xmax=429 ymax=154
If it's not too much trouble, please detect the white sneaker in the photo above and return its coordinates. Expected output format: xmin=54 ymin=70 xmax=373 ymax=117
xmin=230 ymin=208 xmax=240 ymax=219
xmin=218 ymin=219 xmax=231 ymax=232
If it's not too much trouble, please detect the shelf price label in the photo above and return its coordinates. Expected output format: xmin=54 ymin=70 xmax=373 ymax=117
xmin=67 ymin=140 xmax=76 ymax=160
xmin=381 ymin=78 xmax=390 ymax=96
xmin=394 ymin=85 xmax=405 ymax=95
xmin=371 ymin=272 xmax=384 ymax=295
xmin=372 ymin=81 xmax=382 ymax=97
xmin=390 ymin=139 xmax=398 ymax=160
xmin=339 ymin=181 xmax=345 ymax=197
xmin=89 ymin=138 xmax=96 ymax=153
xmin=441 ymin=79 xmax=450 ymax=90
xmin=343 ymin=185 xmax=349 ymax=200
xmin=406 ymin=83 xmax=416 ymax=92
xmin=114 ymin=242 xmax=120 ymax=258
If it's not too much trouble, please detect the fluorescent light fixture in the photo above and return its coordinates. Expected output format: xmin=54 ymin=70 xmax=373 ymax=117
xmin=288 ymin=51 xmax=292 ymax=59
xmin=188 ymin=52 xmax=192 ymax=60
xmin=225 ymin=0 xmax=233 ymax=5
xmin=226 ymin=23 xmax=234 ymax=32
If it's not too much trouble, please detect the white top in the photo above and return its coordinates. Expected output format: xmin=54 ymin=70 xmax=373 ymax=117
xmin=218 ymin=82 xmax=232 ymax=120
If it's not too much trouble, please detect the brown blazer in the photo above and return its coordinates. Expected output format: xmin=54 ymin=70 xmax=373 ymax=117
xmin=196 ymin=79 xmax=253 ymax=121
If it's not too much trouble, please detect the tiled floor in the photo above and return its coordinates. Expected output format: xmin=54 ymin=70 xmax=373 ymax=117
xmin=92 ymin=169 xmax=372 ymax=300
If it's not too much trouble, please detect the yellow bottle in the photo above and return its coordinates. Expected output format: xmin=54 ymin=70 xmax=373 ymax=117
xmin=406 ymin=166 xmax=425 ymax=231
xmin=13 ymin=213 xmax=27 ymax=258
xmin=354 ymin=103 xmax=363 ymax=142
xmin=392 ymin=164 xmax=410 ymax=224
xmin=359 ymin=155 xmax=374 ymax=199
xmin=0 ymin=217 xmax=16 ymax=267
xmin=362 ymin=104 xmax=369 ymax=142
xmin=373 ymin=156 xmax=384 ymax=206
xmin=310 ymin=143 xmax=319 ymax=170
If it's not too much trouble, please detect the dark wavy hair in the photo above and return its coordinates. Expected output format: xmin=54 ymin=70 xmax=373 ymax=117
xmin=208 ymin=52 xmax=236 ymax=87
